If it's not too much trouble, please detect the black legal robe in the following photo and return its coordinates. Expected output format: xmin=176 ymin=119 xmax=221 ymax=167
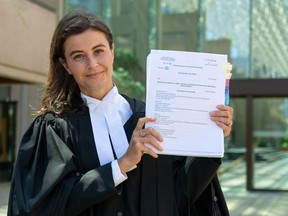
xmin=8 ymin=96 xmax=229 ymax=216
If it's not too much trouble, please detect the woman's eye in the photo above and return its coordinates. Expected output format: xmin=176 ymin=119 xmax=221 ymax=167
xmin=95 ymin=49 xmax=104 ymax=54
xmin=73 ymin=54 xmax=84 ymax=60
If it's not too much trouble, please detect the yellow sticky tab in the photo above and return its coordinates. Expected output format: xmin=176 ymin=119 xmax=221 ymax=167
xmin=220 ymin=63 xmax=233 ymax=71
xmin=226 ymin=73 xmax=232 ymax=79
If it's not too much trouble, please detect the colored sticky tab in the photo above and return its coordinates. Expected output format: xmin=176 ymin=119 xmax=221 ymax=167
xmin=224 ymin=63 xmax=233 ymax=105
xmin=226 ymin=72 xmax=232 ymax=79
xmin=220 ymin=63 xmax=233 ymax=71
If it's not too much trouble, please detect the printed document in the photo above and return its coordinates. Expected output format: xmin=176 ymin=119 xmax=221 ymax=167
xmin=145 ymin=49 xmax=227 ymax=157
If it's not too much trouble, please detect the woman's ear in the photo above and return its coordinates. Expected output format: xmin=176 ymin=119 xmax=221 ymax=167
xmin=59 ymin=58 xmax=71 ymax=75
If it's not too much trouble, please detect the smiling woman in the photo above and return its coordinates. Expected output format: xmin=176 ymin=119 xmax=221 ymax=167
xmin=7 ymin=10 xmax=233 ymax=216
xmin=59 ymin=30 xmax=115 ymax=99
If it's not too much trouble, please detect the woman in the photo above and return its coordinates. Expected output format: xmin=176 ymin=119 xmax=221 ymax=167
xmin=8 ymin=10 xmax=233 ymax=216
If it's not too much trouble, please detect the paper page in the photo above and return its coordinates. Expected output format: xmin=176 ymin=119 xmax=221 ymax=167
xmin=145 ymin=49 xmax=227 ymax=157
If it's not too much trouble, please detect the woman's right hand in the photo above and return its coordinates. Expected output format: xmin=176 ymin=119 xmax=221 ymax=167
xmin=117 ymin=117 xmax=163 ymax=174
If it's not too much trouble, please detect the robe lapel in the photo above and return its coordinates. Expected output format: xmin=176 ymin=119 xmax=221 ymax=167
xmin=156 ymin=155 xmax=175 ymax=216
xmin=66 ymin=112 xmax=101 ymax=172
xmin=123 ymin=96 xmax=175 ymax=216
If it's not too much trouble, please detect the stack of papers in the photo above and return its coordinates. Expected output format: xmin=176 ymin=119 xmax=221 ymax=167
xmin=145 ymin=49 xmax=228 ymax=157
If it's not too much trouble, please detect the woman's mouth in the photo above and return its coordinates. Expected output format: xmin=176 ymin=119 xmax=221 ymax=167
xmin=86 ymin=71 xmax=103 ymax=77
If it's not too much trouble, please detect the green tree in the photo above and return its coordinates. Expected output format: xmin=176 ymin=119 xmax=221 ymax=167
xmin=113 ymin=48 xmax=145 ymax=100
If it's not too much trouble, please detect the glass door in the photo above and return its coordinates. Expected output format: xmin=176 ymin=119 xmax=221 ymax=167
xmin=253 ymin=98 xmax=288 ymax=190
xmin=0 ymin=101 xmax=17 ymax=181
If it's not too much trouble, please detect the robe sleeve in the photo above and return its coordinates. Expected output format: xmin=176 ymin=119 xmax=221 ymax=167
xmin=7 ymin=114 xmax=118 ymax=216
xmin=8 ymin=115 xmax=79 ymax=216
xmin=185 ymin=157 xmax=221 ymax=203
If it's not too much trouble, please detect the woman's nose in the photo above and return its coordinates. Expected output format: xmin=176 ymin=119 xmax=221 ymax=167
xmin=87 ymin=55 xmax=99 ymax=68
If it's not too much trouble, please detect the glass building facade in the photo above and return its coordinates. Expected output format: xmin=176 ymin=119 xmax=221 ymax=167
xmin=62 ymin=0 xmax=288 ymax=191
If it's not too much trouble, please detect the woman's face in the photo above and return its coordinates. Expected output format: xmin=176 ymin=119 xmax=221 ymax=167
xmin=60 ymin=29 xmax=114 ymax=99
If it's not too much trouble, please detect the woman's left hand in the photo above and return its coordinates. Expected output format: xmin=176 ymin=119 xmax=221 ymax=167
xmin=210 ymin=105 xmax=233 ymax=137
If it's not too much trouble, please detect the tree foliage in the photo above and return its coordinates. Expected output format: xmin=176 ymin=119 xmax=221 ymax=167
xmin=113 ymin=48 xmax=145 ymax=100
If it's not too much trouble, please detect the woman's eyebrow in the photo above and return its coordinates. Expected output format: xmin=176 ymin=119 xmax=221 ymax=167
xmin=91 ymin=44 xmax=106 ymax=50
xmin=69 ymin=44 xmax=106 ymax=57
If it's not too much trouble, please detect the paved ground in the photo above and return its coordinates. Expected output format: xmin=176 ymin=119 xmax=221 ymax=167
xmin=219 ymin=156 xmax=288 ymax=216
xmin=1 ymin=156 xmax=288 ymax=215
xmin=0 ymin=181 xmax=9 ymax=215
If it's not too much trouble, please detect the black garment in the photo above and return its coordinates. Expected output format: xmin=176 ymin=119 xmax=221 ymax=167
xmin=8 ymin=95 xmax=229 ymax=216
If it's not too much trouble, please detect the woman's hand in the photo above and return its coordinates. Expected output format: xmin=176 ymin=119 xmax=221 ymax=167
xmin=118 ymin=117 xmax=163 ymax=174
xmin=210 ymin=105 xmax=234 ymax=137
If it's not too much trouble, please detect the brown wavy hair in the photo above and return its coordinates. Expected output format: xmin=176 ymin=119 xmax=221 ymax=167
xmin=37 ymin=10 xmax=113 ymax=115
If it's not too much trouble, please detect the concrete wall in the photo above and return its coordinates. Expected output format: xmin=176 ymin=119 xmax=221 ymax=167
xmin=0 ymin=0 xmax=57 ymax=154
xmin=0 ymin=0 xmax=56 ymax=83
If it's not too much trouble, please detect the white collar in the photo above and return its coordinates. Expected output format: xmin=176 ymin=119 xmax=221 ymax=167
xmin=81 ymin=85 xmax=132 ymax=165
xmin=82 ymin=85 xmax=119 ymax=110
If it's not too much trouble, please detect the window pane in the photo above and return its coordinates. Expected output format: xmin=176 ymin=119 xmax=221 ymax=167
xmin=159 ymin=0 xmax=198 ymax=51
xmin=64 ymin=0 xmax=100 ymax=14
xmin=253 ymin=98 xmax=288 ymax=190
xmin=251 ymin=0 xmax=288 ymax=78
xmin=161 ymin=0 xmax=197 ymax=14
xmin=109 ymin=0 xmax=150 ymax=82
xmin=0 ymin=86 xmax=10 ymax=101
xmin=202 ymin=0 xmax=250 ymax=79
